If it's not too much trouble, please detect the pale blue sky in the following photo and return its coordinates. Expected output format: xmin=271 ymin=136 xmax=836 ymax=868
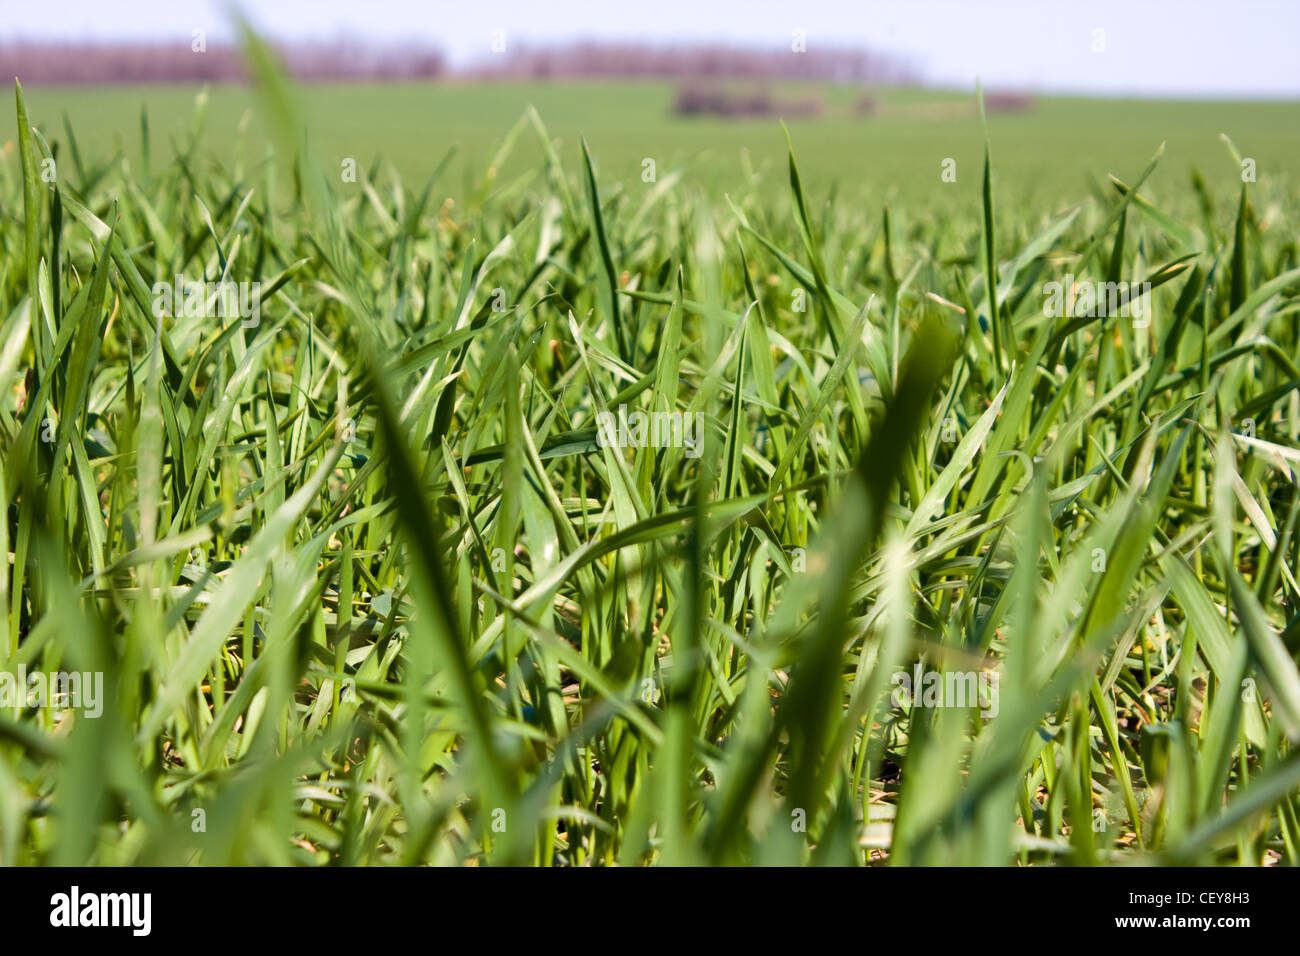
xmin=4 ymin=0 xmax=1299 ymax=97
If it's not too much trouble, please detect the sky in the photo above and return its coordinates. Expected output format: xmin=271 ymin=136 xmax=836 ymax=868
xmin=4 ymin=0 xmax=1299 ymax=98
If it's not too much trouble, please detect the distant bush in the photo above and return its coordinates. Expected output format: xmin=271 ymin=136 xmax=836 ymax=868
xmin=472 ymin=42 xmax=917 ymax=84
xmin=1 ymin=39 xmax=914 ymax=88
xmin=673 ymin=83 xmax=822 ymax=118
xmin=983 ymin=91 xmax=1034 ymax=112
xmin=0 ymin=41 xmax=445 ymax=85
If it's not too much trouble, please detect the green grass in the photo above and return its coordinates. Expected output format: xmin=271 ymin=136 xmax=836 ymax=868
xmin=6 ymin=79 xmax=1300 ymax=210
xmin=1 ymin=46 xmax=1299 ymax=865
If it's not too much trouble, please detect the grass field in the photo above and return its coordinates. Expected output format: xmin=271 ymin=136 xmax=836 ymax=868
xmin=7 ymin=80 xmax=1300 ymax=210
xmin=2 ymin=38 xmax=1300 ymax=866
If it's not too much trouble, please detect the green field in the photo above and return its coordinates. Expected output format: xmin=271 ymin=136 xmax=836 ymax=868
xmin=7 ymin=80 xmax=1300 ymax=213
xmin=3 ymin=49 xmax=1300 ymax=867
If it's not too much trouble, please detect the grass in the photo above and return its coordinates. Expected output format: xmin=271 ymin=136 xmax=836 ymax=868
xmin=6 ymin=79 xmax=1300 ymax=209
xmin=2 ymin=41 xmax=1299 ymax=865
